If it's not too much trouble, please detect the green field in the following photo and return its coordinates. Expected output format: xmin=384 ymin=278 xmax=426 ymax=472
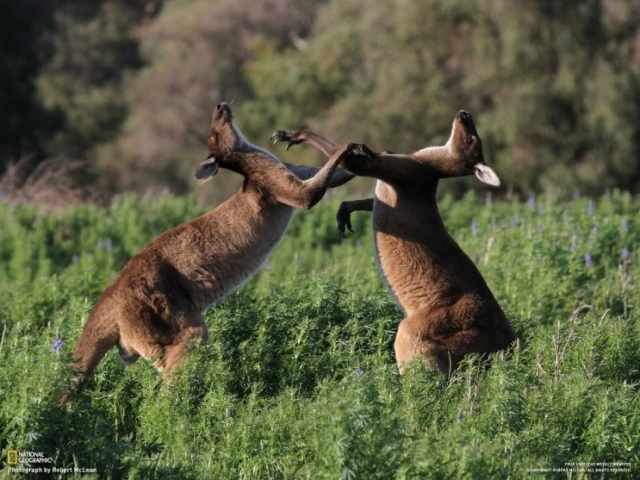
xmin=0 ymin=191 xmax=638 ymax=479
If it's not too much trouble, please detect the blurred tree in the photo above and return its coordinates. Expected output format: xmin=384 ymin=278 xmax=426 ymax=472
xmin=241 ymin=0 xmax=493 ymax=196
xmin=36 ymin=2 xmax=144 ymax=160
xmin=0 ymin=0 xmax=158 ymax=203
xmin=96 ymin=0 xmax=324 ymax=200
xmin=2 ymin=0 xmax=640 ymax=203
xmin=0 ymin=0 xmax=54 ymax=176
xmin=468 ymin=0 xmax=640 ymax=196
xmin=242 ymin=0 xmax=640 ymax=198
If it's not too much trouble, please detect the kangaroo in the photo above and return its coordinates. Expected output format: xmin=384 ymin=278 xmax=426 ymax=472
xmin=60 ymin=103 xmax=355 ymax=401
xmin=272 ymin=111 xmax=516 ymax=373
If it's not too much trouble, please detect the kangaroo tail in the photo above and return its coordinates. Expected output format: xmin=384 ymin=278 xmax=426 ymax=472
xmin=58 ymin=311 xmax=119 ymax=403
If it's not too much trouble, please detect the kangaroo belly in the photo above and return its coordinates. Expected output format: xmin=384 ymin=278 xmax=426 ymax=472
xmin=372 ymin=185 xmax=498 ymax=318
xmin=211 ymin=206 xmax=294 ymax=295
xmin=373 ymin=231 xmax=434 ymax=313
xmin=374 ymin=232 xmax=490 ymax=310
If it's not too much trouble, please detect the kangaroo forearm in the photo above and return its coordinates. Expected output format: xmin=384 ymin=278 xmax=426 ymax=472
xmin=301 ymin=131 xmax=341 ymax=157
xmin=295 ymin=133 xmax=419 ymax=183
xmin=287 ymin=164 xmax=355 ymax=187
xmin=275 ymin=147 xmax=345 ymax=209
xmin=336 ymin=197 xmax=374 ymax=237
xmin=341 ymin=152 xmax=421 ymax=184
xmin=273 ymin=129 xmax=340 ymax=157
xmin=342 ymin=198 xmax=374 ymax=214
xmin=298 ymin=151 xmax=344 ymax=208
xmin=328 ymin=168 xmax=356 ymax=187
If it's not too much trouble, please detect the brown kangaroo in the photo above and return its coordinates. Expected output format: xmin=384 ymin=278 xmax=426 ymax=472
xmin=61 ymin=103 xmax=354 ymax=401
xmin=272 ymin=111 xmax=516 ymax=373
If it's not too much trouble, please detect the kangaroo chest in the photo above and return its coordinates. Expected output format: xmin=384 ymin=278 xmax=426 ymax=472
xmin=371 ymin=181 xmax=472 ymax=315
xmin=176 ymin=195 xmax=295 ymax=311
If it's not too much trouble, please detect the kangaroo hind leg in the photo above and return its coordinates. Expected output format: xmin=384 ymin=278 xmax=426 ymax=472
xmin=394 ymin=314 xmax=462 ymax=375
xmin=155 ymin=322 xmax=209 ymax=373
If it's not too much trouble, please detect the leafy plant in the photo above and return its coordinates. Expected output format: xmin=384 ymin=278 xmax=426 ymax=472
xmin=0 ymin=193 xmax=638 ymax=478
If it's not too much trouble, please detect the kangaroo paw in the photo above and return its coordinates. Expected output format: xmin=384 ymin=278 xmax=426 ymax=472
xmin=336 ymin=203 xmax=354 ymax=239
xmin=271 ymin=130 xmax=305 ymax=151
xmin=346 ymin=143 xmax=374 ymax=159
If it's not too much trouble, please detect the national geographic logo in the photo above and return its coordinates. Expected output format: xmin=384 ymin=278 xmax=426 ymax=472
xmin=7 ymin=450 xmax=18 ymax=465
xmin=5 ymin=450 xmax=52 ymax=464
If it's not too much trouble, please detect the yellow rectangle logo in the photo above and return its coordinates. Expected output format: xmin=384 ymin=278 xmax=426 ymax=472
xmin=7 ymin=450 xmax=18 ymax=465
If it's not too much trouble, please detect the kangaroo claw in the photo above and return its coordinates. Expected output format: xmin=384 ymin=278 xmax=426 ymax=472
xmin=271 ymin=130 xmax=305 ymax=151
xmin=336 ymin=204 xmax=354 ymax=239
xmin=270 ymin=131 xmax=282 ymax=146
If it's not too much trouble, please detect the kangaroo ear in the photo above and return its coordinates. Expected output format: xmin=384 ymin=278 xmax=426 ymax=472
xmin=195 ymin=156 xmax=219 ymax=184
xmin=475 ymin=163 xmax=500 ymax=187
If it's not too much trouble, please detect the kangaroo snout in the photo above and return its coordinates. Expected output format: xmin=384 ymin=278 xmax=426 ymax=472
xmin=212 ymin=102 xmax=232 ymax=124
xmin=456 ymin=110 xmax=471 ymax=122
xmin=455 ymin=110 xmax=480 ymax=137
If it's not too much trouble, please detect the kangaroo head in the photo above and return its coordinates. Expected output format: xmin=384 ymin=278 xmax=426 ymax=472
xmin=449 ymin=110 xmax=500 ymax=186
xmin=196 ymin=102 xmax=250 ymax=184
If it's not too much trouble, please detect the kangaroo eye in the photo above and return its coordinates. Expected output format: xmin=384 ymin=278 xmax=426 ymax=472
xmin=466 ymin=136 xmax=474 ymax=145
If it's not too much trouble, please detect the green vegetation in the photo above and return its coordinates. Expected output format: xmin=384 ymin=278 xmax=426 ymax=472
xmin=1 ymin=192 xmax=638 ymax=478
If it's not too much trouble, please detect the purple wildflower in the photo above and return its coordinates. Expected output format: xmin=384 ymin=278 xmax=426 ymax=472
xmin=510 ymin=217 xmax=518 ymax=229
xmin=528 ymin=194 xmax=536 ymax=210
xmin=355 ymin=366 xmax=364 ymax=378
xmin=621 ymin=247 xmax=629 ymax=261
xmin=586 ymin=200 xmax=594 ymax=216
xmin=106 ymin=238 xmax=113 ymax=251
xmin=52 ymin=331 xmax=63 ymax=354
xmin=485 ymin=192 xmax=492 ymax=206
xmin=584 ymin=253 xmax=593 ymax=267
xmin=71 ymin=254 xmax=79 ymax=264
xmin=471 ymin=219 xmax=479 ymax=233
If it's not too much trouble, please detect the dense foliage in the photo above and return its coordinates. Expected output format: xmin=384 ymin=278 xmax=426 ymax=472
xmin=2 ymin=0 xmax=640 ymax=203
xmin=0 ymin=192 xmax=638 ymax=478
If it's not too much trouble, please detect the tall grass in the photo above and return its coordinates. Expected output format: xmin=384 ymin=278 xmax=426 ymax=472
xmin=0 ymin=191 xmax=638 ymax=478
